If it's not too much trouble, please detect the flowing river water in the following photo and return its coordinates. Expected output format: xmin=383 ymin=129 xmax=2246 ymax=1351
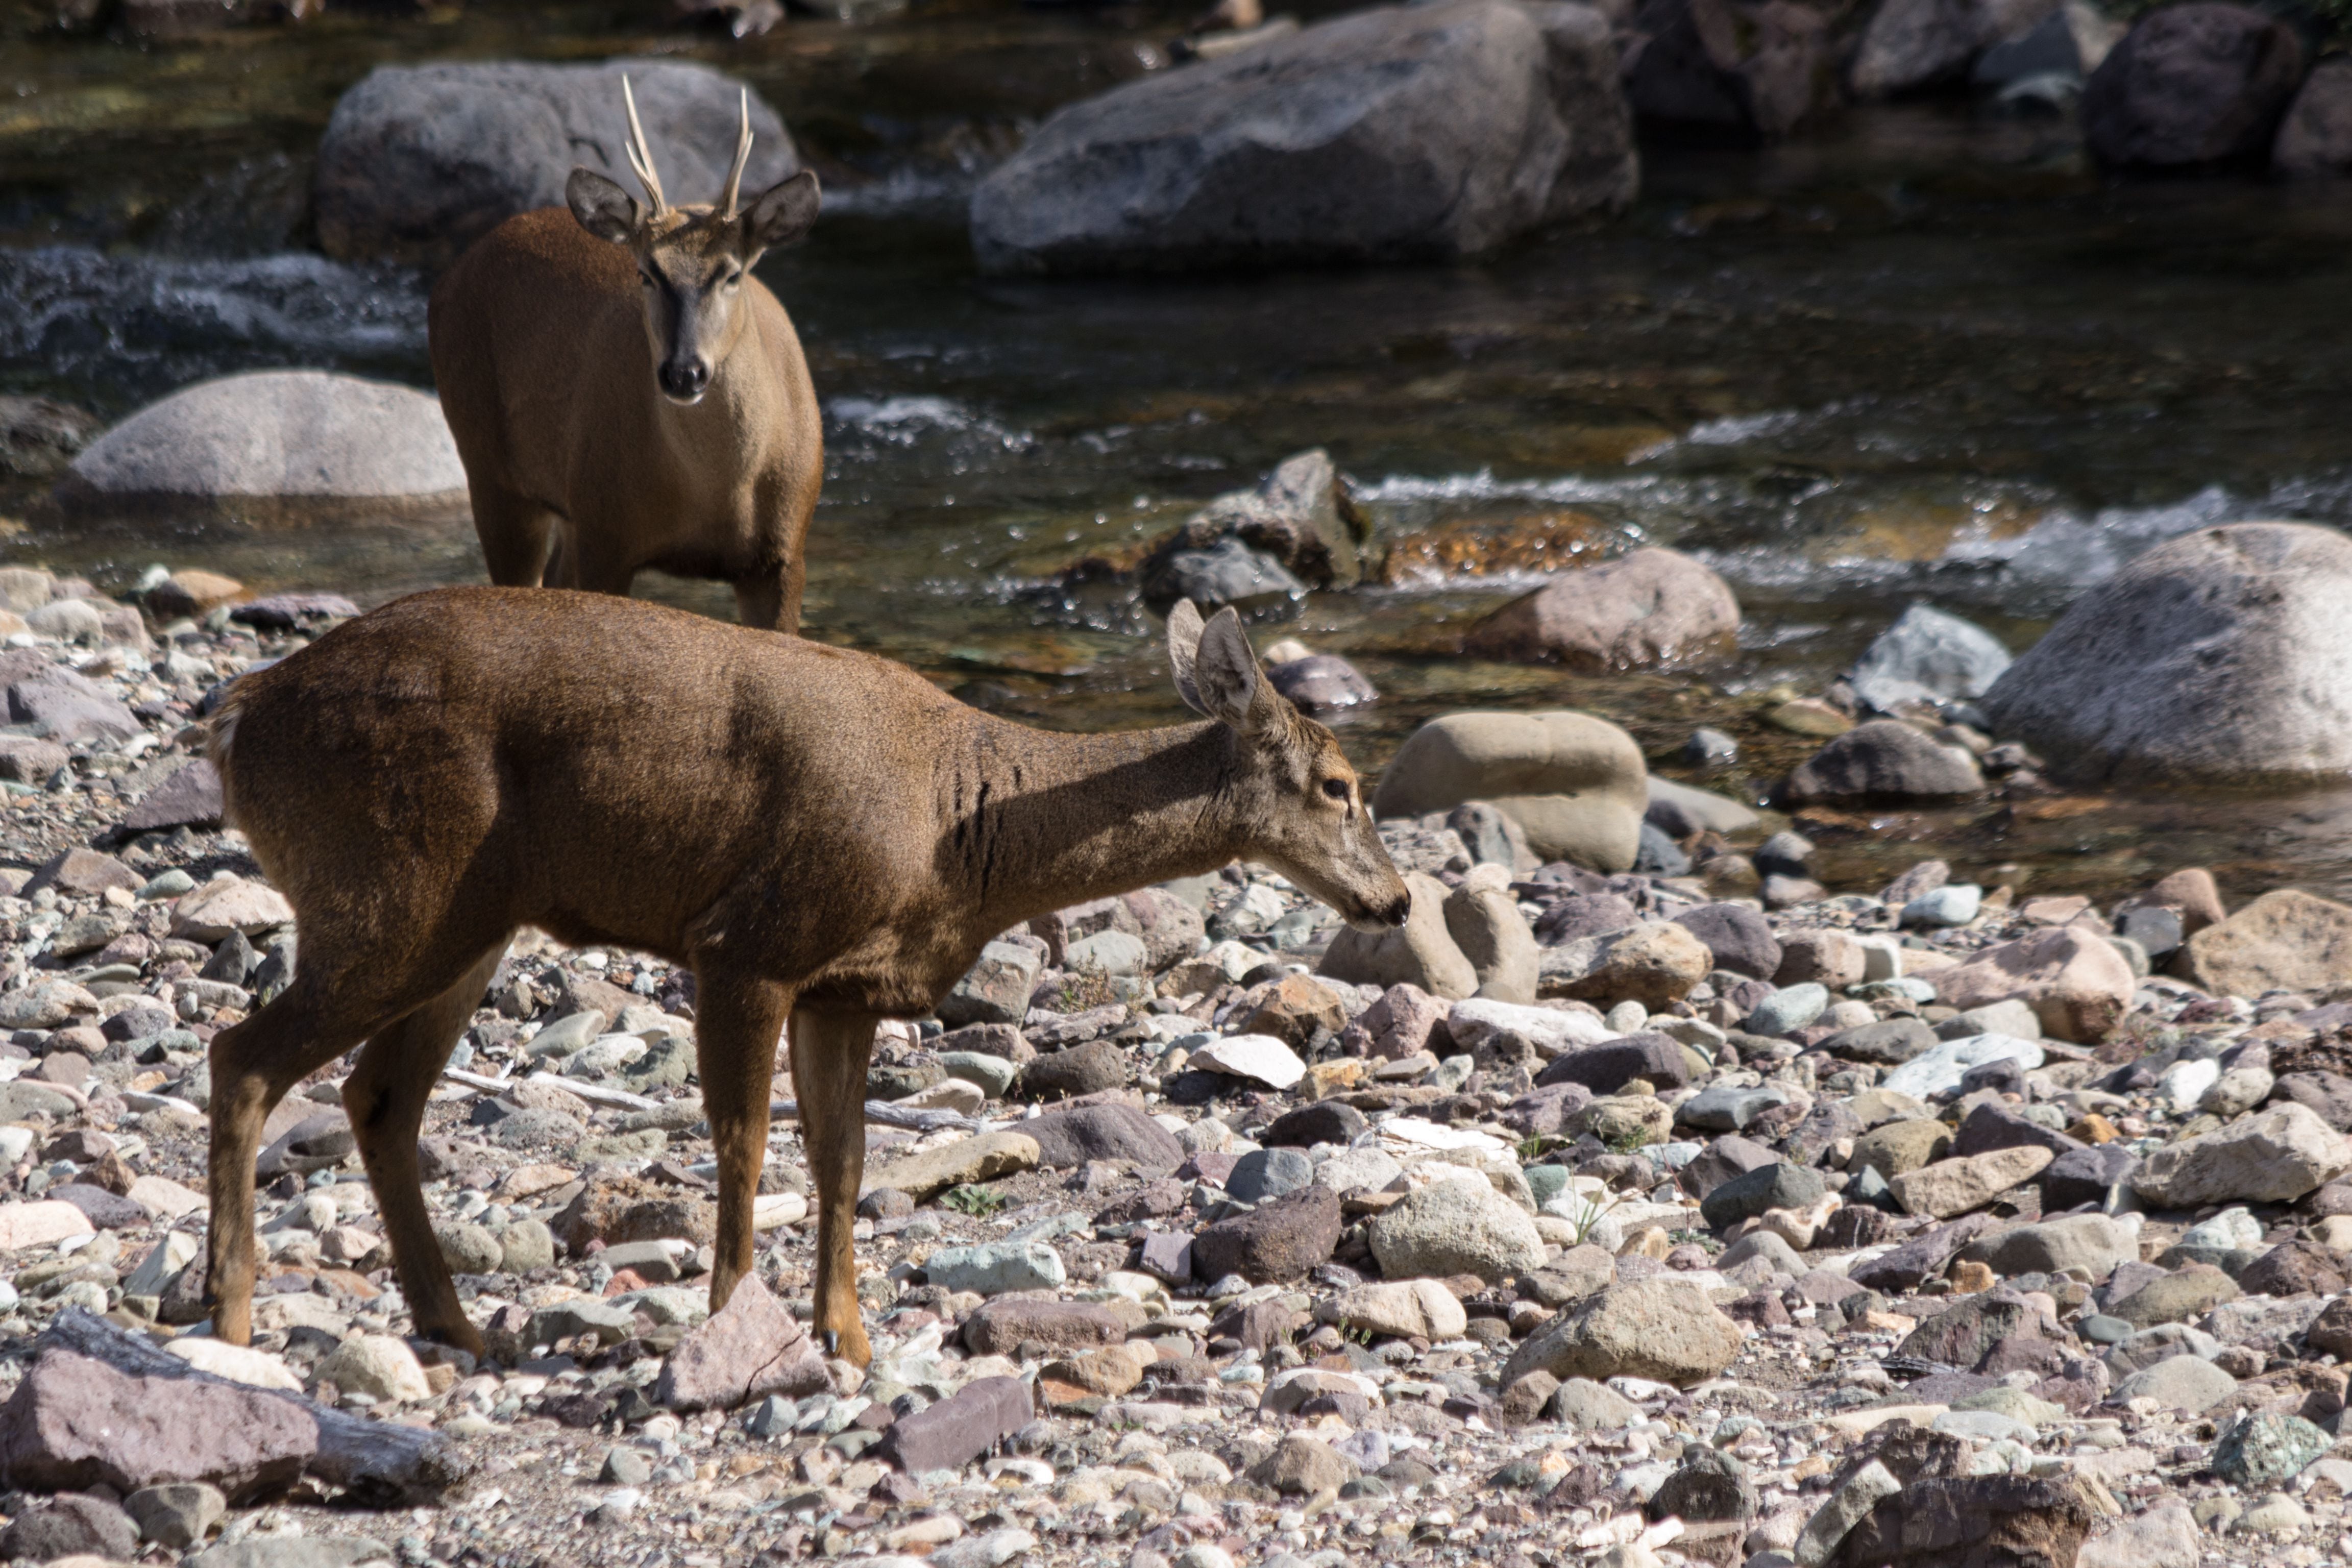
xmin=9 ymin=0 xmax=2352 ymax=901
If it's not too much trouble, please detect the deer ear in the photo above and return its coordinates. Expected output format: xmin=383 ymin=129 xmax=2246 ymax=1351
xmin=743 ymin=170 xmax=820 ymax=255
xmin=1167 ymin=600 xmax=1209 ymax=716
xmin=1193 ymin=607 xmax=1266 ymax=730
xmin=567 ymin=168 xmax=639 ymax=244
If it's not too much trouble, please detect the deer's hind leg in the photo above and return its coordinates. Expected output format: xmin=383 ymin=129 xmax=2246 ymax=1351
xmin=690 ymin=970 xmax=795 ymax=1325
xmin=207 ymin=946 xmax=498 ymax=1347
xmin=342 ymin=945 xmax=508 ymax=1358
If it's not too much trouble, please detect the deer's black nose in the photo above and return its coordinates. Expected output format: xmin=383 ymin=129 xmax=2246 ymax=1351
xmin=1380 ymin=894 xmax=1411 ymax=927
xmin=659 ymin=358 xmax=710 ymax=400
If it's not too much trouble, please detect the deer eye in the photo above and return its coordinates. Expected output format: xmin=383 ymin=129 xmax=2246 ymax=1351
xmin=639 ymin=272 xmax=656 ymax=289
xmin=1322 ymin=778 xmax=1350 ymax=801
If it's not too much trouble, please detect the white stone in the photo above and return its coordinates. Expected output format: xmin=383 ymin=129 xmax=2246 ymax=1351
xmin=166 ymin=1337 xmax=306 ymax=1391
xmin=1446 ymin=997 xmax=1615 ymax=1057
xmin=316 ymin=1333 xmax=432 ymax=1402
xmin=1879 ymin=1033 xmax=2045 ymax=1100
xmin=1186 ymin=1033 xmax=1305 ymax=1090
xmin=2160 ymin=1057 xmax=2220 ymax=1113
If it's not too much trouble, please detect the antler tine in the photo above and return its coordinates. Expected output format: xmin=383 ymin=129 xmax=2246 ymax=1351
xmin=720 ymin=87 xmax=754 ymax=221
xmin=621 ymin=75 xmax=668 ymax=217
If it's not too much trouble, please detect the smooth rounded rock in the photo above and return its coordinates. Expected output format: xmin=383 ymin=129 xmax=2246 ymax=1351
xmin=1368 ymin=1175 xmax=1547 ymax=1284
xmin=61 ymin=372 xmax=468 ymax=520
xmin=1371 ymin=710 xmax=1649 ymax=870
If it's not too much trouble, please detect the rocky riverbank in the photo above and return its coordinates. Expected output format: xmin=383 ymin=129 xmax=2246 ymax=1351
xmin=9 ymin=558 xmax=2352 ymax=1568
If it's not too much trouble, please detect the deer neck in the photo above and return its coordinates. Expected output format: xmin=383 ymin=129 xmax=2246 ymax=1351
xmin=944 ymin=715 xmax=1243 ymax=935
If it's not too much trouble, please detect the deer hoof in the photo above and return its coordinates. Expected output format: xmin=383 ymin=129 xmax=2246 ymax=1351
xmin=821 ymin=1330 xmax=840 ymax=1356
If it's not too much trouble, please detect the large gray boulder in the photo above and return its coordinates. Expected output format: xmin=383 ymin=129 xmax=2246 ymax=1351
xmin=1982 ymin=522 xmax=2352 ymax=785
xmin=57 ymin=372 xmax=468 ymax=522
xmin=1849 ymin=0 xmax=2056 ymax=98
xmin=1621 ymin=0 xmax=1840 ymax=139
xmin=2274 ymin=56 xmax=2352 ymax=175
xmin=2082 ymin=4 xmax=2307 ymax=168
xmin=316 ymin=61 xmax=800 ymax=265
xmin=969 ymin=0 xmax=1636 ymax=274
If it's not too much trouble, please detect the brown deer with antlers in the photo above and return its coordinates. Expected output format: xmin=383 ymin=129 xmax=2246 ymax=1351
xmin=429 ymin=81 xmax=826 ymax=631
xmin=200 ymin=589 xmax=1409 ymax=1367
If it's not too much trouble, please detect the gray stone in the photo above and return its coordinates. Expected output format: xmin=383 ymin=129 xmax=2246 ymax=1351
xmin=1984 ymin=521 xmax=2352 ymax=784
xmin=1849 ymin=603 xmax=2014 ymax=713
xmin=186 ymin=1538 xmax=392 ymax=1568
xmin=1746 ymin=982 xmax=1827 ymax=1037
xmin=1699 ymin=1162 xmax=1825 ymax=1230
xmin=2212 ymin=1411 xmax=2329 ymax=1488
xmin=1228 ymin=1147 xmax=1315 ymax=1204
xmin=970 ymin=0 xmax=1635 ymax=274
xmin=316 ymin=60 xmax=799 ymax=265
xmin=434 ymin=1221 xmax=503 ymax=1276
xmin=1269 ymin=654 xmax=1379 ymax=714
xmin=2082 ymin=4 xmax=2306 ymax=170
xmin=1503 ymin=1277 xmax=1744 ymax=1388
xmin=2111 ymin=1353 xmax=2237 ymax=1414
xmin=1674 ymin=902 xmax=1782 ymax=981
xmin=126 ymin=1482 xmax=227 ymax=1548
xmin=60 ymin=372 xmax=466 ymax=517
xmin=939 ymin=941 xmax=1044 ymax=1027
xmin=922 ymin=1240 xmax=1066 ymax=1296
xmin=0 ymin=1492 xmax=139 ymax=1561
xmin=1368 ymin=1176 xmax=1547 ymax=1283
xmin=1781 ymin=721 xmax=1983 ymax=804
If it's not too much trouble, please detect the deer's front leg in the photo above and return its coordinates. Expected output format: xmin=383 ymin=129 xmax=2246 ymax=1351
xmin=787 ymin=1007 xmax=877 ymax=1367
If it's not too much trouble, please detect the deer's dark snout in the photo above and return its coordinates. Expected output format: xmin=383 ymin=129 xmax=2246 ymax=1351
xmin=658 ymin=357 xmax=712 ymax=402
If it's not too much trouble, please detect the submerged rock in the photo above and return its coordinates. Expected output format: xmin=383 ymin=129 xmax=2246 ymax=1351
xmin=1461 ymin=548 xmax=1741 ymax=672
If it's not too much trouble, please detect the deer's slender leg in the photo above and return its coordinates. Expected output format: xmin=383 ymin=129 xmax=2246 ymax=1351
xmin=732 ymin=559 xmax=802 ymax=636
xmin=342 ymin=945 xmax=507 ymax=1357
xmin=471 ymin=487 xmax=560 ymax=588
xmin=692 ymin=970 xmax=794 ymax=1321
xmin=206 ymin=958 xmax=469 ymax=1345
xmin=789 ymin=1006 xmax=877 ymax=1367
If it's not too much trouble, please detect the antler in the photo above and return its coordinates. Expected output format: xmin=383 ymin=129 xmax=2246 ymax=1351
xmin=621 ymin=75 xmax=669 ymax=218
xmin=719 ymin=87 xmax=754 ymax=221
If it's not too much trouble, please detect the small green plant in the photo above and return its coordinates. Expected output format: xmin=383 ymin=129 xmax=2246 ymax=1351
xmin=1603 ymin=1125 xmax=1657 ymax=1156
xmin=939 ymin=1184 xmax=1009 ymax=1216
xmin=1565 ymin=1186 xmax=1627 ymax=1248
xmin=1047 ymin=966 xmax=1122 ymax=1015
xmin=1516 ymin=1135 xmax=1545 ymax=1162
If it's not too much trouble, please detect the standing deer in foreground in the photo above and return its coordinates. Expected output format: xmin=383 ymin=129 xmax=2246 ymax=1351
xmin=429 ymin=81 xmax=825 ymax=632
xmin=202 ymin=589 xmax=1409 ymax=1366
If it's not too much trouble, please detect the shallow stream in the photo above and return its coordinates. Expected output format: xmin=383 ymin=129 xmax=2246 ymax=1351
xmin=9 ymin=0 xmax=2352 ymax=901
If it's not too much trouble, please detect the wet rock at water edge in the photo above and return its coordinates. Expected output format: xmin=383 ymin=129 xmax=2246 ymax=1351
xmin=57 ymin=372 xmax=468 ymax=523
xmin=1984 ymin=523 xmax=2352 ymax=781
xmin=2082 ymin=4 xmax=2307 ymax=168
xmin=1461 ymin=548 xmax=1740 ymax=672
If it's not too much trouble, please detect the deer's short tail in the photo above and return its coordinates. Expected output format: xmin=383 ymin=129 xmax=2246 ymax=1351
xmin=205 ymin=679 xmax=250 ymax=831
